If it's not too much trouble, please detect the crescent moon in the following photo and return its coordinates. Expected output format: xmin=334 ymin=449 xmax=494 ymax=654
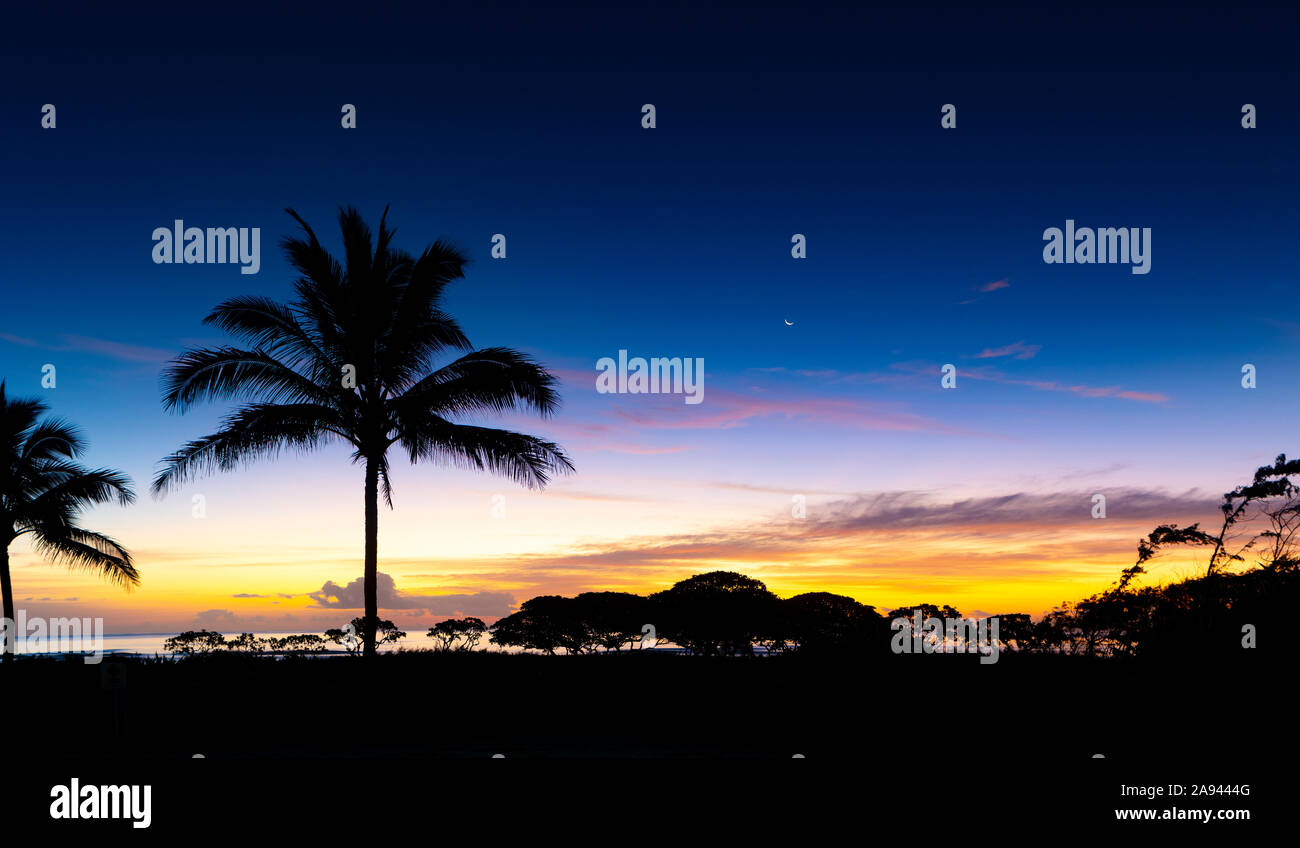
xmin=784 ymin=319 xmax=794 ymax=326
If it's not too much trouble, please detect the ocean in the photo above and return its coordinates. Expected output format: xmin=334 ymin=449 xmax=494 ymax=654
xmin=21 ymin=631 xmax=453 ymax=657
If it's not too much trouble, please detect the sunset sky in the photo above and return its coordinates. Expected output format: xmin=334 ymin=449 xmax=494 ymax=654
xmin=1 ymin=7 xmax=1297 ymax=634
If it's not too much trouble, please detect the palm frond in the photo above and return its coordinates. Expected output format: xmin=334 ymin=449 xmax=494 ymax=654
xmin=160 ymin=347 xmax=334 ymax=411
xmin=26 ymin=465 xmax=135 ymax=509
xmin=18 ymin=418 xmax=83 ymax=462
xmin=398 ymin=418 xmax=574 ymax=489
xmin=382 ymin=241 xmax=473 ymax=383
xmin=282 ymin=208 xmax=344 ymax=291
xmin=31 ymin=527 xmax=139 ymax=589
xmin=393 ymin=347 xmax=563 ymax=418
xmin=152 ymin=402 xmax=350 ymax=496
xmin=0 ymin=386 xmax=48 ymax=445
xmin=155 ymin=209 xmax=573 ymax=514
xmin=202 ymin=295 xmax=334 ymax=372
xmin=2 ymin=387 xmax=137 ymax=594
xmin=337 ymin=205 xmax=376 ymax=290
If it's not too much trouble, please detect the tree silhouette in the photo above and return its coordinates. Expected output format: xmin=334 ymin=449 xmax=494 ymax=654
xmin=782 ymin=592 xmax=886 ymax=654
xmin=323 ymin=626 xmax=356 ymax=653
xmin=164 ymin=630 xmax=226 ymax=654
xmin=650 ymin=571 xmax=781 ymax=656
xmin=490 ymin=596 xmax=592 ymax=654
xmin=992 ymin=455 xmax=1300 ymax=658
xmin=993 ymin=612 xmax=1033 ymax=653
xmin=275 ymin=633 xmax=327 ymax=654
xmin=573 ymin=592 xmax=648 ymax=651
xmin=1258 ymin=495 xmax=1300 ymax=571
xmin=886 ymin=603 xmax=964 ymax=651
xmin=488 ymin=593 xmax=651 ymax=653
xmin=226 ymin=632 xmax=262 ymax=653
xmin=151 ymin=206 xmax=573 ymax=657
xmin=325 ymin=616 xmax=405 ymax=654
xmin=428 ymin=616 xmax=487 ymax=651
xmin=0 ymin=382 xmax=137 ymax=662
xmin=1131 ymin=454 xmax=1300 ymax=584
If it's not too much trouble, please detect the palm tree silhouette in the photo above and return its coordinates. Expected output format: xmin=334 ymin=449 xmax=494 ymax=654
xmin=153 ymin=207 xmax=574 ymax=657
xmin=0 ymin=382 xmax=137 ymax=662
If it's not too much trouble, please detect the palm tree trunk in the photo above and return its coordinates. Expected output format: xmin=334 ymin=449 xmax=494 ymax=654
xmin=363 ymin=457 xmax=379 ymax=658
xmin=1 ymin=544 xmax=15 ymax=663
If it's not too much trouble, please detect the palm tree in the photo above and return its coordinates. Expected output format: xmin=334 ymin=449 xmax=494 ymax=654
xmin=153 ymin=206 xmax=574 ymax=657
xmin=0 ymin=382 xmax=137 ymax=661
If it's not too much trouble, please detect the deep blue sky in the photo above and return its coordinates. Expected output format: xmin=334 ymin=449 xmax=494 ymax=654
xmin=2 ymin=3 xmax=1297 ymax=476
xmin=1 ymin=3 xmax=1299 ymax=627
xmin=3 ymin=12 xmax=1295 ymax=402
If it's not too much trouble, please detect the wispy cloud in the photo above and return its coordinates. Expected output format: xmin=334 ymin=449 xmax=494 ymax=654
xmin=606 ymin=386 xmax=966 ymax=433
xmin=537 ymin=419 xmax=691 ymax=455
xmin=539 ymin=367 xmax=969 ymax=448
xmin=59 ymin=334 xmax=173 ymax=363
xmin=974 ymin=341 xmax=1041 ymax=360
xmin=892 ymin=361 xmax=1171 ymax=404
xmin=0 ymin=331 xmax=173 ymax=363
xmin=707 ymin=481 xmax=853 ymax=496
xmin=790 ymin=488 xmax=1214 ymax=532
xmin=756 ymin=361 xmax=1168 ymax=404
xmin=965 ymin=368 xmax=1169 ymax=403
xmin=750 ymin=366 xmax=912 ymax=386
xmin=959 ymin=277 xmax=1011 ymax=304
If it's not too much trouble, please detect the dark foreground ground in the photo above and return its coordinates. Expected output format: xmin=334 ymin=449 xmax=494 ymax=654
xmin=3 ymin=649 xmax=1283 ymax=762
xmin=5 ymin=650 xmax=1283 ymax=834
